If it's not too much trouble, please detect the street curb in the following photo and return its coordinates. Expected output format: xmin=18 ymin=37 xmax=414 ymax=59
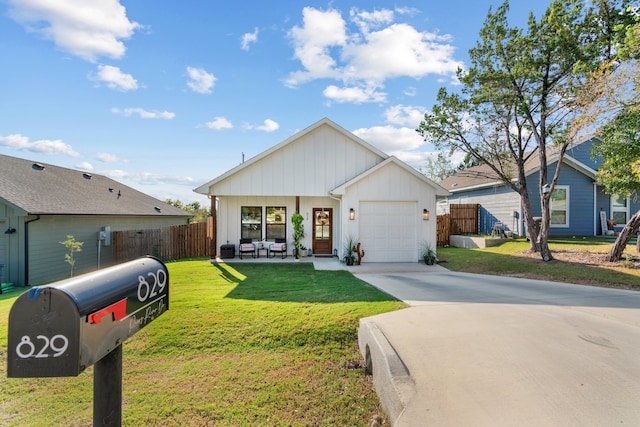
xmin=358 ymin=318 xmax=415 ymax=425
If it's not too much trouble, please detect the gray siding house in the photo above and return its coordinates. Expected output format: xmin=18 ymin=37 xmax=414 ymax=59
xmin=0 ymin=154 xmax=191 ymax=287
xmin=438 ymin=138 xmax=640 ymax=237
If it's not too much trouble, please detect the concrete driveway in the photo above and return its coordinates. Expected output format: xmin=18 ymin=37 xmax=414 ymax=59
xmin=355 ymin=268 xmax=640 ymax=426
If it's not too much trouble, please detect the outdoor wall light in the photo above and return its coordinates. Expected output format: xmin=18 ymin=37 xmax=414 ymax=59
xmin=349 ymin=208 xmax=355 ymax=220
xmin=422 ymin=209 xmax=430 ymax=220
xmin=542 ymin=184 xmax=550 ymax=194
xmin=4 ymin=227 xmax=16 ymax=234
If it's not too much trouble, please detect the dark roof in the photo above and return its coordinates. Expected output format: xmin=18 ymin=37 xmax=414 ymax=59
xmin=0 ymin=154 xmax=191 ymax=217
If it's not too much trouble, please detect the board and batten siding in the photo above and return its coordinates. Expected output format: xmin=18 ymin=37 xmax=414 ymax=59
xmin=211 ymin=125 xmax=385 ymax=196
xmin=340 ymin=161 xmax=436 ymax=261
xmin=27 ymin=215 xmax=188 ymax=286
xmin=218 ymin=196 xmax=339 ymax=255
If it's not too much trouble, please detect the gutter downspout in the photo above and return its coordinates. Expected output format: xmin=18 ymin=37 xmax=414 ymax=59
xmin=593 ymin=182 xmax=597 ymax=236
xmin=24 ymin=215 xmax=41 ymax=286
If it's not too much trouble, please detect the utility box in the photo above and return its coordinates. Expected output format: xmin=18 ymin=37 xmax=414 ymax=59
xmin=7 ymin=256 xmax=169 ymax=378
xmin=220 ymin=244 xmax=235 ymax=259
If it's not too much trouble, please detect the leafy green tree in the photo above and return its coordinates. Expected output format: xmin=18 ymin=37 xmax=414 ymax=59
xmin=60 ymin=235 xmax=83 ymax=277
xmin=578 ymin=4 xmax=640 ymax=260
xmin=165 ymin=199 xmax=211 ymax=223
xmin=420 ymin=152 xmax=458 ymax=182
xmin=593 ymin=110 xmax=640 ymax=261
xmin=417 ymin=0 xmax=625 ymax=261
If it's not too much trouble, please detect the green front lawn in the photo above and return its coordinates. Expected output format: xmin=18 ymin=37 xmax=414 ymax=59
xmin=0 ymin=260 xmax=406 ymax=426
xmin=438 ymin=238 xmax=640 ymax=289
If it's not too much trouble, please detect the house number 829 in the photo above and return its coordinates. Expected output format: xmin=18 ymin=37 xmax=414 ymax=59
xmin=16 ymin=334 xmax=69 ymax=358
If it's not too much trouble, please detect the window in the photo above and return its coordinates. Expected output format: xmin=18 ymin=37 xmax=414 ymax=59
xmin=611 ymin=194 xmax=628 ymax=225
xmin=241 ymin=206 xmax=262 ymax=240
xmin=266 ymin=206 xmax=286 ymax=240
xmin=550 ymin=186 xmax=569 ymax=227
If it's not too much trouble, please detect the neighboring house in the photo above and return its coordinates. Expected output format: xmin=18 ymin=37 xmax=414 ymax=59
xmin=438 ymin=137 xmax=640 ymax=237
xmin=0 ymin=154 xmax=191 ymax=287
xmin=194 ymin=118 xmax=448 ymax=262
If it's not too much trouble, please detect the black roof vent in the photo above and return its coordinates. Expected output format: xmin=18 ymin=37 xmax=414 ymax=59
xmin=82 ymin=172 xmax=92 ymax=179
xmin=32 ymin=163 xmax=45 ymax=170
xmin=154 ymin=206 xmax=162 ymax=213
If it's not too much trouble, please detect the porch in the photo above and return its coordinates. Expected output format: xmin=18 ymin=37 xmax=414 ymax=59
xmin=211 ymin=255 xmax=447 ymax=273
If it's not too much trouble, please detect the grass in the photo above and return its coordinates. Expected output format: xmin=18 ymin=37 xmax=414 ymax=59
xmin=438 ymin=237 xmax=640 ymax=289
xmin=0 ymin=260 xmax=406 ymax=426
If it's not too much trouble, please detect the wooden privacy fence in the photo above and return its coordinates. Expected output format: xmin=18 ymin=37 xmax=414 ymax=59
xmin=437 ymin=214 xmax=451 ymax=247
xmin=436 ymin=204 xmax=480 ymax=246
xmin=113 ymin=218 xmax=213 ymax=263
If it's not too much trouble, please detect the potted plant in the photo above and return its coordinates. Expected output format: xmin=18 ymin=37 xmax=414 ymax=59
xmin=422 ymin=243 xmax=437 ymax=265
xmin=291 ymin=212 xmax=304 ymax=260
xmin=300 ymin=245 xmax=307 ymax=257
xmin=343 ymin=235 xmax=357 ymax=266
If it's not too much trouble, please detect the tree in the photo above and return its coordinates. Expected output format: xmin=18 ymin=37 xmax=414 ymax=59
xmin=580 ymin=4 xmax=640 ymax=261
xmin=593 ymin=110 xmax=640 ymax=261
xmin=417 ymin=0 xmax=625 ymax=261
xmin=420 ymin=152 xmax=458 ymax=182
xmin=165 ymin=199 xmax=210 ymax=223
xmin=60 ymin=235 xmax=83 ymax=277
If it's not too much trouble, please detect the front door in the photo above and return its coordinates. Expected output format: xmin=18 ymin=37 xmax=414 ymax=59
xmin=312 ymin=208 xmax=332 ymax=255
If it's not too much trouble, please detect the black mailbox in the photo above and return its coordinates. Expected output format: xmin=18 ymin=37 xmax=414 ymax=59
xmin=7 ymin=256 xmax=169 ymax=378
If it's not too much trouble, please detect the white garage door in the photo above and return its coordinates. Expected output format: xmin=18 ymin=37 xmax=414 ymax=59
xmin=359 ymin=201 xmax=417 ymax=262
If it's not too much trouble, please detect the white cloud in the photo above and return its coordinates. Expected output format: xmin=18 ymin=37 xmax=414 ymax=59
xmin=323 ymin=85 xmax=386 ymax=104
xmin=349 ymin=7 xmax=394 ymax=33
xmin=91 ymin=65 xmax=138 ymax=91
xmin=7 ymin=0 xmax=140 ymax=62
xmin=186 ymin=67 xmax=216 ymax=94
xmin=285 ymin=7 xmax=347 ymax=86
xmin=352 ymin=125 xmax=425 ymax=153
xmin=0 ymin=133 xmax=79 ymax=157
xmin=76 ymin=161 xmax=94 ymax=171
xmin=96 ymin=152 xmax=126 ymax=162
xmin=286 ymin=6 xmax=464 ymax=104
xmin=241 ymin=27 xmax=259 ymax=51
xmin=245 ymin=119 xmax=280 ymax=132
xmin=111 ymin=107 xmax=175 ymax=119
xmin=205 ymin=117 xmax=233 ymax=130
xmin=104 ymin=169 xmax=195 ymax=186
xmin=384 ymin=105 xmax=426 ymax=127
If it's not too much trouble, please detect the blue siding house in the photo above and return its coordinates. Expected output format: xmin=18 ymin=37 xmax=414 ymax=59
xmin=438 ymin=138 xmax=640 ymax=237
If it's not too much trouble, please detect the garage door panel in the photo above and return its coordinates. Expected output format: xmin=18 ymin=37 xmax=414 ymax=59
xmin=359 ymin=202 xmax=417 ymax=262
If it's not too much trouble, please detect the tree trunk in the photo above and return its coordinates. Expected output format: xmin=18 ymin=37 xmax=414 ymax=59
xmin=518 ymin=189 xmax=540 ymax=252
xmin=607 ymin=209 xmax=640 ymax=262
xmin=535 ymin=187 xmax=553 ymax=261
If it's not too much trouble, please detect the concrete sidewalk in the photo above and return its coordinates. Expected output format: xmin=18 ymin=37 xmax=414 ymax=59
xmin=356 ymin=270 xmax=640 ymax=426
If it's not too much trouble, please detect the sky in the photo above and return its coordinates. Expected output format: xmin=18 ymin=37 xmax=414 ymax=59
xmin=0 ymin=0 xmax=547 ymax=204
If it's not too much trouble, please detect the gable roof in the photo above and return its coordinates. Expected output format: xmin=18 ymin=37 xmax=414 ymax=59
xmin=0 ymin=154 xmax=191 ymax=217
xmin=194 ymin=117 xmax=389 ymax=194
xmin=439 ymin=138 xmax=600 ymax=193
xmin=331 ymin=156 xmax=449 ymax=196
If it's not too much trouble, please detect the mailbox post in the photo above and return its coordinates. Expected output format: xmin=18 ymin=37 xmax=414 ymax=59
xmin=7 ymin=256 xmax=169 ymax=426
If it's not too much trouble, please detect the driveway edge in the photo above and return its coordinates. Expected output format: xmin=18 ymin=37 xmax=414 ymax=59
xmin=358 ymin=318 xmax=415 ymax=425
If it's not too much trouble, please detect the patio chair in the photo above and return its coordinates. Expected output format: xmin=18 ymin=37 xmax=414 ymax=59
xmin=269 ymin=238 xmax=287 ymax=259
xmin=239 ymin=238 xmax=256 ymax=259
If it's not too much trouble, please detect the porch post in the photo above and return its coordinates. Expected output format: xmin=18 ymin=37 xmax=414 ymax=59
xmin=296 ymin=196 xmax=300 ymax=214
xmin=210 ymin=195 xmax=217 ymax=258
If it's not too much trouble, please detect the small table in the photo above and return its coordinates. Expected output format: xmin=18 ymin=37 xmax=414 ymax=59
xmin=256 ymin=241 xmax=270 ymax=258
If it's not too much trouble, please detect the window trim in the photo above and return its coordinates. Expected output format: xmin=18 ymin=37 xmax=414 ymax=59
xmin=610 ymin=194 xmax=629 ymax=226
xmin=550 ymin=185 xmax=570 ymax=228
xmin=241 ymin=206 xmax=263 ymax=240
xmin=265 ymin=206 xmax=287 ymax=241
